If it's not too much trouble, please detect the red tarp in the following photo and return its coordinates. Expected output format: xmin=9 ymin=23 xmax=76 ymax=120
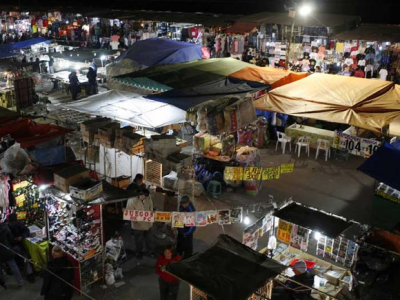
xmin=0 ymin=118 xmax=73 ymax=148
xmin=226 ymin=22 xmax=257 ymax=34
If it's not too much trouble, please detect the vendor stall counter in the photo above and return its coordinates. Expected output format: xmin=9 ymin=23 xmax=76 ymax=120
xmin=285 ymin=124 xmax=335 ymax=149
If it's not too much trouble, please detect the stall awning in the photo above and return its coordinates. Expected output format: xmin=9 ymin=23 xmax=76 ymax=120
xmin=52 ymin=49 xmax=119 ymax=62
xmin=358 ymin=142 xmax=400 ymax=191
xmin=0 ymin=118 xmax=73 ymax=149
xmin=254 ymin=73 xmax=400 ymax=133
xmin=113 ymin=77 xmax=172 ymax=92
xmin=113 ymin=58 xmax=252 ymax=90
xmin=62 ymin=90 xmax=186 ymax=128
xmin=146 ymin=77 xmax=269 ymax=111
xmin=226 ymin=22 xmax=257 ymax=34
xmin=0 ymin=37 xmax=51 ymax=52
xmin=0 ymin=52 xmax=19 ymax=59
xmin=230 ymin=66 xmax=308 ymax=90
xmin=116 ymin=38 xmax=202 ymax=66
xmin=274 ymin=202 xmax=351 ymax=238
xmin=166 ymin=234 xmax=287 ymax=300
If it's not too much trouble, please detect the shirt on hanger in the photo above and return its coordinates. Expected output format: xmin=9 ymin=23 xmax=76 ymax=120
xmin=379 ymin=69 xmax=388 ymax=81
xmin=336 ymin=42 xmax=344 ymax=52
xmin=358 ymin=59 xmax=366 ymax=66
xmin=344 ymin=58 xmax=354 ymax=66
xmin=365 ymin=65 xmax=374 ymax=78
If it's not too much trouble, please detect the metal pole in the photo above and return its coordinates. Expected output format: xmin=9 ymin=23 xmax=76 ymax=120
xmin=285 ymin=18 xmax=296 ymax=70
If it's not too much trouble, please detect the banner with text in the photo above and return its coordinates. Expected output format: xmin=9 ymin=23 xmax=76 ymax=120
xmin=224 ymin=163 xmax=294 ymax=181
xmin=332 ymin=131 xmax=381 ymax=158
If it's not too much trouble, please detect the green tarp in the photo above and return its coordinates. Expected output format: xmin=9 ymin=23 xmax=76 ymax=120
xmin=113 ymin=58 xmax=252 ymax=91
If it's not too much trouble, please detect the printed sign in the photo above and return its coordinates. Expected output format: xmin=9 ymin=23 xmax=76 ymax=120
xmin=262 ymin=166 xmax=281 ymax=180
xmin=244 ymin=167 xmax=262 ymax=181
xmin=218 ymin=210 xmax=231 ymax=225
xmin=16 ymin=211 xmax=27 ymax=220
xmin=206 ymin=211 xmax=218 ymax=224
xmin=15 ymin=194 xmax=26 ymax=207
xmin=376 ymin=189 xmax=400 ymax=204
xmin=196 ymin=212 xmax=207 ymax=226
xmin=332 ymin=131 xmax=381 ymax=158
xmin=184 ymin=212 xmax=196 ymax=227
xmin=172 ymin=212 xmax=185 ymax=228
xmin=280 ymin=163 xmax=294 ymax=174
xmin=230 ymin=208 xmax=243 ymax=223
xmin=277 ymin=220 xmax=293 ymax=244
xmin=12 ymin=180 xmax=29 ymax=190
xmin=224 ymin=166 xmax=243 ymax=181
xmin=123 ymin=210 xmax=155 ymax=222
xmin=154 ymin=212 xmax=172 ymax=223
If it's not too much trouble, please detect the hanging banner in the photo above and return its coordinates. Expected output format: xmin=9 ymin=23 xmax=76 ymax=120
xmin=172 ymin=212 xmax=185 ymax=228
xmin=15 ymin=194 xmax=26 ymax=207
xmin=277 ymin=220 xmax=293 ymax=244
xmin=218 ymin=210 xmax=231 ymax=225
xmin=206 ymin=211 xmax=218 ymax=224
xmin=262 ymin=166 xmax=281 ymax=180
xmin=154 ymin=212 xmax=172 ymax=223
xmin=224 ymin=166 xmax=243 ymax=181
xmin=16 ymin=211 xmax=27 ymax=220
xmin=244 ymin=167 xmax=262 ymax=181
xmin=332 ymin=131 xmax=381 ymax=158
xmin=123 ymin=210 xmax=155 ymax=222
xmin=280 ymin=163 xmax=294 ymax=174
xmin=12 ymin=180 xmax=29 ymax=190
xmin=196 ymin=211 xmax=207 ymax=226
xmin=184 ymin=212 xmax=196 ymax=227
xmin=230 ymin=207 xmax=243 ymax=223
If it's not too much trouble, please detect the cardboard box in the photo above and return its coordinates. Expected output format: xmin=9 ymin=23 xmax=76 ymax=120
xmin=339 ymin=271 xmax=353 ymax=290
xmin=311 ymin=259 xmax=331 ymax=276
xmin=54 ymin=165 xmax=90 ymax=193
xmin=70 ymin=179 xmax=102 ymax=201
xmin=111 ymin=176 xmax=131 ymax=188
xmin=324 ymin=268 xmax=346 ymax=285
xmin=80 ymin=117 xmax=112 ymax=133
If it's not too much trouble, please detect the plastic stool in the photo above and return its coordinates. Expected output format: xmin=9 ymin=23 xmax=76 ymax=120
xmin=207 ymin=180 xmax=222 ymax=197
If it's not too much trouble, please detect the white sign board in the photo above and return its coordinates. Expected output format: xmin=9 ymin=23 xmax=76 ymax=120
xmin=332 ymin=131 xmax=381 ymax=158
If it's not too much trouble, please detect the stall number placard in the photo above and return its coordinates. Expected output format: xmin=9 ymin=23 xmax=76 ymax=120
xmin=123 ymin=210 xmax=155 ymax=222
xmin=224 ymin=166 xmax=243 ymax=181
xmin=277 ymin=220 xmax=293 ymax=244
xmin=332 ymin=131 xmax=381 ymax=158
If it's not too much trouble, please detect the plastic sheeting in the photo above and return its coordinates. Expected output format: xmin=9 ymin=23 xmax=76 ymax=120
xmin=274 ymin=202 xmax=351 ymax=238
xmin=358 ymin=142 xmax=400 ymax=191
xmin=116 ymin=38 xmax=202 ymax=66
xmin=146 ymin=77 xmax=270 ymax=111
xmin=0 ymin=37 xmax=51 ymax=52
xmin=166 ymin=234 xmax=287 ymax=300
xmin=63 ymin=90 xmax=186 ymax=128
xmin=113 ymin=58 xmax=252 ymax=90
xmin=230 ymin=66 xmax=308 ymax=89
xmin=254 ymin=73 xmax=400 ymax=133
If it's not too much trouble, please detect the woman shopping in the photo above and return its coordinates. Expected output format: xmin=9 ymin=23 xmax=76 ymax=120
xmin=156 ymin=245 xmax=181 ymax=300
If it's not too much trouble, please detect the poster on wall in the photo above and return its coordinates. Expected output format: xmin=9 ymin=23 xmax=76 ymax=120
xmin=277 ymin=220 xmax=292 ymax=244
xmin=332 ymin=131 xmax=381 ymax=158
xmin=290 ymin=225 xmax=310 ymax=251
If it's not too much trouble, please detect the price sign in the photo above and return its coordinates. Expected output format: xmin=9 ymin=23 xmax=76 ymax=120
xmin=12 ymin=180 xmax=29 ymax=190
xmin=123 ymin=210 xmax=155 ymax=222
xmin=277 ymin=220 xmax=292 ymax=244
xmin=224 ymin=166 xmax=243 ymax=181
xmin=244 ymin=167 xmax=262 ymax=180
xmin=15 ymin=194 xmax=26 ymax=207
xmin=16 ymin=211 xmax=27 ymax=220
xmin=280 ymin=163 xmax=294 ymax=174
xmin=332 ymin=131 xmax=381 ymax=158
xmin=262 ymin=166 xmax=281 ymax=180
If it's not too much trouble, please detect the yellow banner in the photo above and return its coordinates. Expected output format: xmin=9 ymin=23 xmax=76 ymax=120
xmin=280 ymin=163 xmax=294 ymax=174
xmin=244 ymin=167 xmax=262 ymax=181
xmin=262 ymin=166 xmax=281 ymax=180
xmin=277 ymin=220 xmax=292 ymax=244
xmin=224 ymin=166 xmax=243 ymax=181
xmin=15 ymin=194 xmax=26 ymax=207
xmin=155 ymin=212 xmax=172 ymax=223
xmin=16 ymin=211 xmax=27 ymax=220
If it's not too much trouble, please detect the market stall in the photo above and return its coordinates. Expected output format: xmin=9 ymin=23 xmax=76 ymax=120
xmin=285 ymin=124 xmax=335 ymax=149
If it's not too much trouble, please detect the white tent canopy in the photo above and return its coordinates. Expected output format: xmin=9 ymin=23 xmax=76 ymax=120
xmin=63 ymin=90 xmax=186 ymax=128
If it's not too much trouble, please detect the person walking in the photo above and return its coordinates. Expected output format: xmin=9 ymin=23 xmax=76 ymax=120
xmin=7 ymin=213 xmax=35 ymax=283
xmin=40 ymin=246 xmax=74 ymax=300
xmin=68 ymin=71 xmax=80 ymax=100
xmin=0 ymin=221 xmax=24 ymax=287
xmin=176 ymin=196 xmax=196 ymax=258
xmin=126 ymin=189 xmax=155 ymax=259
xmin=126 ymin=173 xmax=145 ymax=192
xmin=48 ymin=56 xmax=54 ymax=74
xmin=156 ymin=244 xmax=181 ymax=300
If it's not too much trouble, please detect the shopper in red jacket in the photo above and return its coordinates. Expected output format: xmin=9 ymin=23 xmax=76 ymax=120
xmin=156 ymin=245 xmax=181 ymax=300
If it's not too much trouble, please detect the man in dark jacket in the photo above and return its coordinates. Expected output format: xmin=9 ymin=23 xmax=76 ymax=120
xmin=176 ymin=196 xmax=196 ymax=258
xmin=41 ymin=246 xmax=74 ymax=300
xmin=68 ymin=71 xmax=80 ymax=100
xmin=0 ymin=222 xmax=24 ymax=287
xmin=86 ymin=66 xmax=97 ymax=95
xmin=7 ymin=213 xmax=35 ymax=283
xmin=126 ymin=173 xmax=145 ymax=192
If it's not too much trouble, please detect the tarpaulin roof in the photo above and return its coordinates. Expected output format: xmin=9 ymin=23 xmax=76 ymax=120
xmin=254 ymin=73 xmax=400 ymax=133
xmin=230 ymin=66 xmax=308 ymax=90
xmin=52 ymin=49 xmax=119 ymax=62
xmin=0 ymin=37 xmax=51 ymax=52
xmin=0 ymin=52 xmax=19 ymax=59
xmin=114 ymin=58 xmax=252 ymax=90
xmin=146 ymin=77 xmax=269 ymax=111
xmin=274 ymin=202 xmax=351 ymax=238
xmin=112 ymin=77 xmax=172 ymax=92
xmin=63 ymin=90 xmax=186 ymax=128
xmin=0 ymin=118 xmax=73 ymax=149
xmin=116 ymin=38 xmax=202 ymax=66
xmin=358 ymin=142 xmax=400 ymax=190
xmin=166 ymin=234 xmax=287 ymax=300
xmin=226 ymin=22 xmax=257 ymax=34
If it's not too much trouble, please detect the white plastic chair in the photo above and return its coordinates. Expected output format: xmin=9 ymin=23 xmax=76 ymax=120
xmin=315 ymin=139 xmax=331 ymax=161
xmin=275 ymin=131 xmax=292 ymax=154
xmin=295 ymin=136 xmax=311 ymax=157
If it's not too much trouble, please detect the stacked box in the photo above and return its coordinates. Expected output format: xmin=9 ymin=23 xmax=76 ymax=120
xmin=98 ymin=122 xmax=120 ymax=148
xmin=80 ymin=118 xmax=112 ymax=145
xmin=166 ymin=153 xmax=192 ymax=173
xmin=54 ymin=165 xmax=90 ymax=193
xmin=146 ymin=135 xmax=180 ymax=158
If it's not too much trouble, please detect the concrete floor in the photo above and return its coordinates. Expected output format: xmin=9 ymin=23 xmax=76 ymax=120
xmin=1 ymin=87 xmax=380 ymax=300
